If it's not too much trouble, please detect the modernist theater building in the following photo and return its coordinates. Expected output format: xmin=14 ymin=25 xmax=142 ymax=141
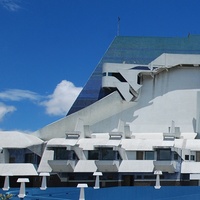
xmin=1 ymin=35 xmax=200 ymax=188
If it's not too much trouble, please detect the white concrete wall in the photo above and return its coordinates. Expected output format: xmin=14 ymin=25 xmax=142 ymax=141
xmin=34 ymin=66 xmax=200 ymax=140
xmin=0 ymin=149 xmax=9 ymax=163
xmin=131 ymin=66 xmax=200 ymax=133
xmin=92 ymin=66 xmax=200 ymax=134
xmin=34 ymin=91 xmax=132 ymax=140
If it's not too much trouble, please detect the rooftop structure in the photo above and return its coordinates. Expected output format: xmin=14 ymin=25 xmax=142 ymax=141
xmin=2 ymin=35 xmax=200 ymax=188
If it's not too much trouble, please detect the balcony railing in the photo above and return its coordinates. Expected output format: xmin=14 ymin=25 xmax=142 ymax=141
xmin=153 ymin=160 xmax=179 ymax=173
xmin=48 ymin=160 xmax=76 ymax=172
xmin=95 ymin=160 xmax=120 ymax=172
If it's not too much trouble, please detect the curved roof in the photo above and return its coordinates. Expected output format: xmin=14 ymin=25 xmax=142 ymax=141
xmin=0 ymin=131 xmax=43 ymax=148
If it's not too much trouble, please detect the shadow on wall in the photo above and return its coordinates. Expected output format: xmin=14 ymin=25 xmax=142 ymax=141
xmin=92 ymin=67 xmax=200 ymax=133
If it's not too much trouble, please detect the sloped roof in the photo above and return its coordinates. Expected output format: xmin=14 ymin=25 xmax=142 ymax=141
xmin=0 ymin=163 xmax=38 ymax=176
xmin=0 ymin=131 xmax=43 ymax=148
xmin=68 ymin=35 xmax=200 ymax=115
xmin=47 ymin=138 xmax=77 ymax=147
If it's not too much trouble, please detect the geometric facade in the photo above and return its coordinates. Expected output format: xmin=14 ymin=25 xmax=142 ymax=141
xmin=2 ymin=35 xmax=200 ymax=188
xmin=68 ymin=35 xmax=200 ymax=115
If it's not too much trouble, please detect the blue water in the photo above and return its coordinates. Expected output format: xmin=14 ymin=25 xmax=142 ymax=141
xmin=1 ymin=186 xmax=200 ymax=200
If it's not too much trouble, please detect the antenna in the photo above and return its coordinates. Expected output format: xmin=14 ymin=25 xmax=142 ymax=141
xmin=117 ymin=17 xmax=120 ymax=36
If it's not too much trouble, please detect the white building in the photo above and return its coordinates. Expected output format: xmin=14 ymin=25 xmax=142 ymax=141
xmin=2 ymin=35 xmax=200 ymax=187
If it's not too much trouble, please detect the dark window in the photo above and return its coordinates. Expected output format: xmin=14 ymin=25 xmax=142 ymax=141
xmin=108 ymin=72 xmax=127 ymax=82
xmin=136 ymin=151 xmax=143 ymax=160
xmin=144 ymin=175 xmax=155 ymax=179
xmin=137 ymin=74 xmax=142 ymax=85
xmin=102 ymin=72 xmax=106 ymax=76
xmin=191 ymin=155 xmax=195 ymax=160
xmin=197 ymin=152 xmax=200 ymax=162
xmin=88 ymin=150 xmax=99 ymax=160
xmin=25 ymin=153 xmax=34 ymax=163
xmin=88 ymin=148 xmax=120 ymax=160
xmin=9 ymin=157 xmax=15 ymax=163
xmin=52 ymin=147 xmax=76 ymax=160
xmin=185 ymin=155 xmax=189 ymax=160
xmin=136 ymin=175 xmax=142 ymax=179
xmin=145 ymin=151 xmax=154 ymax=160
xmin=181 ymin=174 xmax=189 ymax=180
xmin=157 ymin=149 xmax=171 ymax=160
xmin=100 ymin=148 xmax=117 ymax=160
xmin=25 ymin=153 xmax=40 ymax=165
xmin=8 ymin=149 xmax=25 ymax=163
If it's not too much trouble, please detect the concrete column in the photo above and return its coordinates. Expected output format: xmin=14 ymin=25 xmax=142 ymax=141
xmin=154 ymin=170 xmax=162 ymax=189
xmin=2 ymin=175 xmax=12 ymax=191
xmin=39 ymin=172 xmax=50 ymax=190
xmin=17 ymin=178 xmax=29 ymax=199
xmin=77 ymin=183 xmax=88 ymax=200
xmin=93 ymin=172 xmax=103 ymax=189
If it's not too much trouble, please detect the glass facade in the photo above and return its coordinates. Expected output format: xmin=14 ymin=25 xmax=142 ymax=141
xmin=67 ymin=35 xmax=200 ymax=115
xmin=88 ymin=148 xmax=120 ymax=160
xmin=52 ymin=147 xmax=77 ymax=160
xmin=157 ymin=149 xmax=171 ymax=160
xmin=145 ymin=151 xmax=154 ymax=160
xmin=8 ymin=149 xmax=40 ymax=167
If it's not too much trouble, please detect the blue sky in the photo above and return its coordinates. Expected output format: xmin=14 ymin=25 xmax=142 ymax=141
xmin=0 ymin=0 xmax=200 ymax=132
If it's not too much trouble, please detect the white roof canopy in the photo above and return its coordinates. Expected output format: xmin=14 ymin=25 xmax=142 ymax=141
xmin=0 ymin=131 xmax=43 ymax=148
xmin=0 ymin=164 xmax=38 ymax=176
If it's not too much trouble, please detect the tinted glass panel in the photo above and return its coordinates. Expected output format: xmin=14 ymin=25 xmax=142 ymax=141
xmin=68 ymin=36 xmax=200 ymax=115
xmin=157 ymin=149 xmax=171 ymax=160
xmin=145 ymin=151 xmax=154 ymax=160
xmin=136 ymin=151 xmax=143 ymax=160
xmin=53 ymin=148 xmax=76 ymax=160
xmin=88 ymin=150 xmax=99 ymax=160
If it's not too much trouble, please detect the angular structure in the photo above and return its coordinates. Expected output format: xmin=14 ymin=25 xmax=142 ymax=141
xmin=2 ymin=35 xmax=200 ymax=187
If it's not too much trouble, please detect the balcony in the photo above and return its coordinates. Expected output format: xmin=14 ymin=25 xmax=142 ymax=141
xmin=48 ymin=160 xmax=76 ymax=172
xmin=95 ymin=160 xmax=120 ymax=172
xmin=153 ymin=160 xmax=179 ymax=173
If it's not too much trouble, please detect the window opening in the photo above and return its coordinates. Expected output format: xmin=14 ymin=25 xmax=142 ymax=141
xmin=145 ymin=151 xmax=154 ymax=160
xmin=185 ymin=155 xmax=189 ymax=160
xmin=157 ymin=149 xmax=171 ymax=160
xmin=88 ymin=148 xmax=120 ymax=160
xmin=52 ymin=147 xmax=77 ymax=160
xmin=108 ymin=72 xmax=127 ymax=82
xmin=190 ymin=155 xmax=195 ymax=161
xmin=136 ymin=151 xmax=143 ymax=160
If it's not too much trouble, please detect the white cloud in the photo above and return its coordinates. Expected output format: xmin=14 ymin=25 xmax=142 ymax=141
xmin=0 ymin=89 xmax=41 ymax=102
xmin=0 ymin=0 xmax=21 ymax=11
xmin=0 ymin=102 xmax=16 ymax=121
xmin=0 ymin=89 xmax=40 ymax=123
xmin=0 ymin=80 xmax=82 ymax=119
xmin=41 ymin=80 xmax=82 ymax=116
